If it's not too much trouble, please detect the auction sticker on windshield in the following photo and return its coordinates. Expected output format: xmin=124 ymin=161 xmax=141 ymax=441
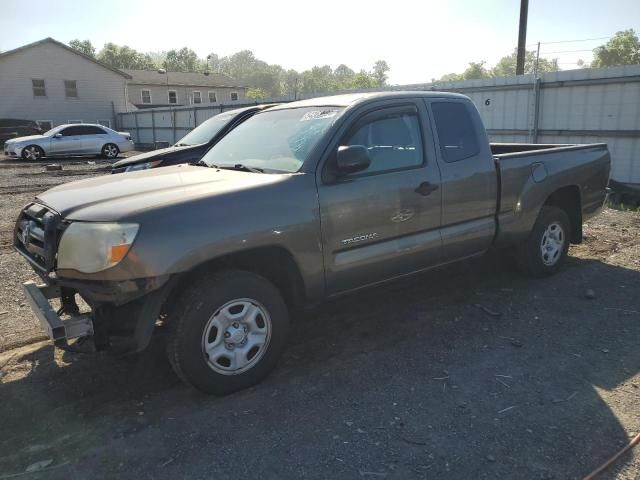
xmin=300 ymin=110 xmax=339 ymax=121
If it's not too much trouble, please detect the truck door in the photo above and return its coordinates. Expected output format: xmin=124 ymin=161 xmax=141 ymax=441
xmin=425 ymin=99 xmax=498 ymax=261
xmin=318 ymin=102 xmax=443 ymax=295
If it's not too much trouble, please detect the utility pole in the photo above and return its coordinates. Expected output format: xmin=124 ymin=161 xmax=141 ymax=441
xmin=534 ymin=41 xmax=541 ymax=77
xmin=516 ymin=0 xmax=529 ymax=75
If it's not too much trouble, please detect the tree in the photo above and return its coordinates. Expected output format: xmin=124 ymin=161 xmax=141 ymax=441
xmin=281 ymin=69 xmax=301 ymax=97
xmin=436 ymin=50 xmax=560 ymax=82
xmin=205 ymin=52 xmax=221 ymax=72
xmin=463 ymin=61 xmax=491 ymax=80
xmin=435 ymin=72 xmax=464 ymax=82
xmin=491 ymin=49 xmax=558 ymax=77
xmin=372 ymin=60 xmax=390 ymax=86
xmin=163 ymin=47 xmax=204 ymax=72
xmin=146 ymin=51 xmax=167 ymax=68
xmin=69 ymin=39 xmax=95 ymax=58
xmin=89 ymin=40 xmax=391 ymax=94
xmin=351 ymin=70 xmax=379 ymax=89
xmin=246 ymin=87 xmax=269 ymax=100
xmin=97 ymin=43 xmax=156 ymax=70
xmin=334 ymin=64 xmax=355 ymax=87
xmin=301 ymin=65 xmax=336 ymax=94
xmin=592 ymin=29 xmax=640 ymax=68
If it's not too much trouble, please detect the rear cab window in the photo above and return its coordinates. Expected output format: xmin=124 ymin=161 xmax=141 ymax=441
xmin=430 ymin=102 xmax=479 ymax=163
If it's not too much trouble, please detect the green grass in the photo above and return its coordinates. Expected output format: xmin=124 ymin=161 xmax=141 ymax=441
xmin=607 ymin=200 xmax=640 ymax=212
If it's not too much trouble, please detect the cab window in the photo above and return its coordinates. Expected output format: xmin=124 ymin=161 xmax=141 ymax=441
xmin=342 ymin=108 xmax=423 ymax=175
xmin=430 ymin=102 xmax=479 ymax=163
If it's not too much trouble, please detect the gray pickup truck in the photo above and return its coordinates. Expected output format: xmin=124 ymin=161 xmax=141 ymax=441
xmin=15 ymin=92 xmax=610 ymax=394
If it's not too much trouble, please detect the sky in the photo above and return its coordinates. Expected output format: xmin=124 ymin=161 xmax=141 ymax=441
xmin=1 ymin=0 xmax=639 ymax=84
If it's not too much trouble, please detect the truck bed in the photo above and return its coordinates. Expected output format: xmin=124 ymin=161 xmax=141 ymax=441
xmin=491 ymin=142 xmax=611 ymax=248
xmin=492 ymin=142 xmax=587 ymax=156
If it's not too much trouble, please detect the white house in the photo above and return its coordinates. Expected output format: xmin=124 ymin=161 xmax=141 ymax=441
xmin=123 ymin=69 xmax=248 ymax=108
xmin=0 ymin=37 xmax=132 ymax=130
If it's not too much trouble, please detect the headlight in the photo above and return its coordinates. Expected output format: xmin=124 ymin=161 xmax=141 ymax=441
xmin=57 ymin=223 xmax=139 ymax=273
xmin=125 ymin=160 xmax=162 ymax=172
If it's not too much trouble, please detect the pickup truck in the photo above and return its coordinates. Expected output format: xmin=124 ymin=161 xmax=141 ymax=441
xmin=15 ymin=92 xmax=610 ymax=395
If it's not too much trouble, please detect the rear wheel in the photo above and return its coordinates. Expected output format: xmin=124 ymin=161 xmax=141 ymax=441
xmin=101 ymin=143 xmax=119 ymax=159
xmin=166 ymin=270 xmax=290 ymax=395
xmin=21 ymin=145 xmax=44 ymax=161
xmin=514 ymin=205 xmax=571 ymax=277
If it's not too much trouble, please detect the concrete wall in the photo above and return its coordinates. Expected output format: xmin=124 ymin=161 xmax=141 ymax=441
xmin=0 ymin=42 xmax=129 ymax=128
xmin=127 ymin=84 xmax=246 ymax=107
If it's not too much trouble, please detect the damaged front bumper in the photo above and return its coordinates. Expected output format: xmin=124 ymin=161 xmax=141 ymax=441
xmin=22 ymin=274 xmax=176 ymax=354
xmin=23 ymin=281 xmax=94 ymax=347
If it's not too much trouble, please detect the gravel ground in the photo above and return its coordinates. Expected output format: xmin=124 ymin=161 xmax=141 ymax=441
xmin=0 ymin=158 xmax=638 ymax=479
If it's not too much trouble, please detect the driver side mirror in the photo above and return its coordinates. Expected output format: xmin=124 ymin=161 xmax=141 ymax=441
xmin=336 ymin=145 xmax=370 ymax=175
xmin=53 ymin=133 xmax=62 ymax=139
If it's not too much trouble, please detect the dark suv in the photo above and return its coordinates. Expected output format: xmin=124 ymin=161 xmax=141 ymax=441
xmin=111 ymin=104 xmax=276 ymax=173
xmin=0 ymin=119 xmax=43 ymax=145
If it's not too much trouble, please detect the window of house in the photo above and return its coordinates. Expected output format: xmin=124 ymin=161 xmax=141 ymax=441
xmin=230 ymin=92 xmax=239 ymax=101
xmin=36 ymin=120 xmax=53 ymax=132
xmin=32 ymin=79 xmax=46 ymax=97
xmin=168 ymin=90 xmax=177 ymax=104
xmin=430 ymin=102 xmax=480 ymax=163
xmin=141 ymin=89 xmax=152 ymax=104
xmin=208 ymin=91 xmax=217 ymax=103
xmin=97 ymin=119 xmax=111 ymax=128
xmin=192 ymin=91 xmax=202 ymax=104
xmin=64 ymin=80 xmax=78 ymax=98
xmin=342 ymin=109 xmax=424 ymax=175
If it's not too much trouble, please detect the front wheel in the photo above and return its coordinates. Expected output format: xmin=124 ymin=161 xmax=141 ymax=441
xmin=166 ymin=270 xmax=290 ymax=395
xmin=21 ymin=145 xmax=44 ymax=161
xmin=514 ymin=205 xmax=571 ymax=277
xmin=101 ymin=143 xmax=119 ymax=159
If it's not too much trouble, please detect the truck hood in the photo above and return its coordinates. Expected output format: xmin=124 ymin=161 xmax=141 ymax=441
xmin=6 ymin=134 xmax=48 ymax=145
xmin=111 ymin=144 xmax=197 ymax=168
xmin=36 ymin=164 xmax=286 ymax=221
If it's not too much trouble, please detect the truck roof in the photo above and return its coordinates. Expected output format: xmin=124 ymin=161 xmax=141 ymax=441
xmin=270 ymin=91 xmax=469 ymax=110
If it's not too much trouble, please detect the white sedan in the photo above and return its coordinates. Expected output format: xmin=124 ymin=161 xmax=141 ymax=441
xmin=3 ymin=124 xmax=134 ymax=160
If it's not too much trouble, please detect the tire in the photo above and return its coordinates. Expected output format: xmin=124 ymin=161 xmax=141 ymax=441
xmin=166 ymin=270 xmax=290 ymax=395
xmin=101 ymin=143 xmax=119 ymax=159
xmin=21 ymin=145 xmax=44 ymax=161
xmin=514 ymin=205 xmax=571 ymax=277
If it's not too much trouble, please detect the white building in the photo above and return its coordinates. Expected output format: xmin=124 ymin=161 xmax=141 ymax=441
xmin=0 ymin=37 xmax=132 ymax=130
xmin=123 ymin=69 xmax=248 ymax=108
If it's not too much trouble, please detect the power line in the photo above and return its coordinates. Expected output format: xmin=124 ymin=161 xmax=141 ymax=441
xmin=526 ymin=35 xmax=612 ymax=47
xmin=539 ymin=48 xmax=595 ymax=54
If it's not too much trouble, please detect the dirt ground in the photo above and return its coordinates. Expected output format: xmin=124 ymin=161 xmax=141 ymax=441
xmin=0 ymin=156 xmax=639 ymax=479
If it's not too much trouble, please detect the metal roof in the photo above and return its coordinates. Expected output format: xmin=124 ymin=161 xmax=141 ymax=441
xmin=123 ymin=69 xmax=247 ymax=88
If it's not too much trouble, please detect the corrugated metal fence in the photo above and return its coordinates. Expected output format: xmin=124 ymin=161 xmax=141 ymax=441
xmin=118 ymin=65 xmax=640 ymax=183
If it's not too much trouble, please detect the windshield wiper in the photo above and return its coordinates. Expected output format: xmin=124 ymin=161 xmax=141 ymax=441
xmin=216 ymin=164 xmax=265 ymax=173
xmin=191 ymin=159 xmax=211 ymax=167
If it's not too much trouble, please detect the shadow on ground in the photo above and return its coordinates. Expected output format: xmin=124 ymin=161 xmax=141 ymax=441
xmin=1 ymin=255 xmax=638 ymax=479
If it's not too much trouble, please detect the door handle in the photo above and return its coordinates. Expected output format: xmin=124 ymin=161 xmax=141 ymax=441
xmin=415 ymin=182 xmax=439 ymax=196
